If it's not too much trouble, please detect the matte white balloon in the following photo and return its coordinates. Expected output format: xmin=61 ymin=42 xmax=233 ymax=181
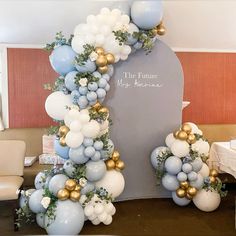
xmin=165 ymin=133 xmax=176 ymax=148
xmin=170 ymin=140 xmax=190 ymax=158
xmin=70 ymin=120 xmax=82 ymax=132
xmin=65 ymin=131 xmax=84 ymax=148
xmin=192 ymin=139 xmax=210 ymax=156
xmin=198 ymin=163 xmax=210 ymax=178
xmin=82 ymin=120 xmax=100 ymax=138
xmin=48 ymin=174 xmax=69 ymax=196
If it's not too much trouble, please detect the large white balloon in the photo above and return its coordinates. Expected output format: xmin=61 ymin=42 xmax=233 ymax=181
xmin=45 ymin=91 xmax=72 ymax=120
xmin=170 ymin=140 xmax=190 ymax=158
xmin=191 ymin=139 xmax=210 ymax=156
xmin=95 ymin=170 xmax=125 ymax=199
xmin=198 ymin=163 xmax=210 ymax=178
xmin=82 ymin=120 xmax=100 ymax=138
xmin=165 ymin=133 xmax=176 ymax=148
xmin=65 ymin=131 xmax=84 ymax=148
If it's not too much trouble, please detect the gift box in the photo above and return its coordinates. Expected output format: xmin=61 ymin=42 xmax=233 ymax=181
xmin=42 ymin=135 xmax=56 ymax=154
xmin=39 ymin=153 xmax=66 ymax=165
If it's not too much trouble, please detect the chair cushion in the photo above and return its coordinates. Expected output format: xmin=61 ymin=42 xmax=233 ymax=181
xmin=0 ymin=176 xmax=24 ymax=200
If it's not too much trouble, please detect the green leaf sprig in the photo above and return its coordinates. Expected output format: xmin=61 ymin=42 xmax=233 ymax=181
xmin=75 ymin=44 xmax=95 ymax=66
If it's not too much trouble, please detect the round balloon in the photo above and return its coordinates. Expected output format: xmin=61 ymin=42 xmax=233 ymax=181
xmin=86 ymin=160 xmax=106 ymax=182
xmin=172 ymin=192 xmax=191 ymax=206
xmin=190 ymin=173 xmax=204 ymax=190
xmin=164 ymin=156 xmax=182 ymax=175
xmin=191 ymin=158 xmax=203 ymax=172
xmin=36 ymin=213 xmax=45 ymax=228
xmin=165 ymin=133 xmax=176 ymax=148
xmin=28 ymin=189 xmax=46 ymax=214
xmin=150 ymin=146 xmax=169 ymax=169
xmin=19 ymin=189 xmax=35 ymax=208
xmin=69 ymin=145 xmax=89 ymax=164
xmin=81 ymin=182 xmax=95 ymax=195
xmin=161 ymin=174 xmax=179 ymax=191
xmin=198 ymin=163 xmax=210 ymax=178
xmin=54 ymin=138 xmax=70 ymax=159
xmin=48 ymin=174 xmax=69 ymax=196
xmin=34 ymin=172 xmax=52 ymax=189
xmin=75 ymin=59 xmax=96 ymax=73
xmin=171 ymin=140 xmax=190 ymax=158
xmin=63 ymin=160 xmax=76 ymax=177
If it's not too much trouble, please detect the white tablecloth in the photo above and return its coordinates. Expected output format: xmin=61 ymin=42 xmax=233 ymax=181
xmin=209 ymin=142 xmax=236 ymax=178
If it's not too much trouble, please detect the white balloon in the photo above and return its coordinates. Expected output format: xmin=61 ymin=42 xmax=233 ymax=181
xmin=100 ymin=120 xmax=109 ymax=131
xmin=92 ymin=218 xmax=101 ymax=225
xmin=84 ymin=204 xmax=94 ymax=217
xmin=191 ymin=139 xmax=210 ymax=156
xmin=87 ymin=15 xmax=96 ymax=24
xmin=111 ymin=9 xmax=122 ymax=17
xmin=74 ymin=24 xmax=86 ymax=35
xmin=94 ymin=203 xmax=104 ymax=215
xmin=45 ymin=91 xmax=72 ymax=121
xmin=99 ymin=25 xmax=111 ymax=36
xmin=104 ymin=202 xmax=114 ymax=214
xmin=88 ymin=213 xmax=97 ymax=221
xmin=95 ymin=170 xmax=125 ymax=199
xmin=98 ymin=211 xmax=108 ymax=222
xmin=165 ymin=133 xmax=176 ymax=148
xmin=95 ymin=34 xmax=105 ymax=46
xmin=100 ymin=7 xmax=110 ymax=15
xmin=65 ymin=131 xmax=84 ymax=148
xmin=104 ymin=215 xmax=113 ymax=225
xmin=70 ymin=120 xmax=82 ymax=132
xmin=198 ymin=163 xmax=210 ymax=178
xmin=170 ymin=140 xmax=190 ymax=158
xmin=121 ymin=45 xmax=131 ymax=55
xmin=186 ymin=122 xmax=203 ymax=135
xmin=68 ymin=109 xmax=80 ymax=120
xmin=120 ymin=15 xmax=130 ymax=24
xmin=85 ymin=33 xmax=96 ymax=44
xmin=82 ymin=120 xmax=100 ymax=138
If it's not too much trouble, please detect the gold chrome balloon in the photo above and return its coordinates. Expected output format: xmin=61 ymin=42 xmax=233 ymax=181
xmin=59 ymin=137 xmax=67 ymax=147
xmin=180 ymin=181 xmax=189 ymax=189
xmin=151 ymin=28 xmax=158 ymax=36
xmin=58 ymin=125 xmax=70 ymax=137
xmin=187 ymin=186 xmax=197 ymax=196
xmin=70 ymin=191 xmax=81 ymax=202
xmin=187 ymin=134 xmax=196 ymax=144
xmin=95 ymin=47 xmax=105 ymax=55
xmin=209 ymin=176 xmax=217 ymax=184
xmin=74 ymin=184 xmax=81 ymax=192
xmin=98 ymin=65 xmax=108 ymax=74
xmin=177 ymin=131 xmax=188 ymax=141
xmin=93 ymin=102 xmax=102 ymax=111
xmin=181 ymin=123 xmax=192 ymax=134
xmin=176 ymin=188 xmax=186 ymax=198
xmin=210 ymin=169 xmax=219 ymax=177
xmin=65 ymin=179 xmax=77 ymax=191
xmin=186 ymin=193 xmax=193 ymax=200
xmin=96 ymin=55 xmax=108 ymax=67
xmin=106 ymin=53 xmax=115 ymax=64
xmin=57 ymin=188 xmax=70 ymax=200
xmin=105 ymin=159 xmax=116 ymax=170
xmin=115 ymin=160 xmax=125 ymax=171
xmin=98 ymin=107 xmax=109 ymax=114
xmin=112 ymin=150 xmax=120 ymax=161
xmin=173 ymin=130 xmax=180 ymax=138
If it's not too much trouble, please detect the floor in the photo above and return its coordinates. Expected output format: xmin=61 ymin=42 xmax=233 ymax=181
xmin=0 ymin=187 xmax=235 ymax=236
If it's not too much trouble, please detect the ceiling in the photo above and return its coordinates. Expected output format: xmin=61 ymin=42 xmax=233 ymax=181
xmin=0 ymin=0 xmax=236 ymax=51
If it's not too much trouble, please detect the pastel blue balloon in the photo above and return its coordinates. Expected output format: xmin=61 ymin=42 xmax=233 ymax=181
xmin=69 ymin=145 xmax=89 ymax=164
xmin=28 ymin=189 xmax=46 ymax=213
xmin=85 ymin=160 xmax=106 ymax=182
xmin=172 ymin=192 xmax=191 ymax=206
xmin=63 ymin=160 xmax=76 ymax=177
xmin=88 ymin=82 xmax=98 ymax=91
xmin=187 ymin=171 xmax=198 ymax=181
xmin=150 ymin=146 xmax=168 ymax=169
xmin=127 ymin=23 xmax=139 ymax=45
xmin=107 ymin=65 xmax=114 ymax=77
xmin=48 ymin=174 xmax=69 ymax=196
xmin=77 ymin=95 xmax=88 ymax=109
xmin=84 ymin=146 xmax=96 ymax=158
xmin=94 ymin=141 xmax=103 ymax=151
xmin=92 ymin=71 xmax=102 ymax=78
xmin=102 ymin=74 xmax=110 ymax=82
xmin=71 ymin=90 xmax=80 ymax=103
xmin=79 ymin=86 xmax=88 ymax=95
xmin=104 ymin=84 xmax=110 ymax=92
xmin=36 ymin=213 xmax=45 ymax=228
xmin=133 ymin=41 xmax=143 ymax=50
xmin=75 ymin=59 xmax=96 ymax=73
xmin=190 ymin=173 xmax=204 ymax=190
xmin=91 ymin=151 xmax=101 ymax=161
xmin=54 ymin=139 xmax=69 ymax=159
xmin=34 ymin=171 xmax=52 ymax=189
xmin=191 ymin=158 xmax=203 ymax=172
xmin=131 ymin=1 xmax=163 ymax=30
xmin=161 ymin=174 xmax=179 ymax=191
xmin=64 ymin=71 xmax=78 ymax=91
xmin=96 ymin=88 xmax=106 ymax=99
xmin=19 ymin=189 xmax=35 ymax=208
xmin=101 ymin=139 xmax=114 ymax=160
xmin=45 ymin=200 xmax=84 ymax=235
xmin=177 ymin=172 xmax=187 ymax=182
xmin=87 ymin=91 xmax=97 ymax=102
xmin=98 ymin=78 xmax=107 ymax=88
xmin=182 ymin=163 xmax=193 ymax=174
xmin=81 ymin=182 xmax=95 ymax=195
xmin=165 ymin=156 xmax=182 ymax=175
xmin=83 ymin=138 xmax=94 ymax=147
xmin=49 ymin=45 xmax=77 ymax=75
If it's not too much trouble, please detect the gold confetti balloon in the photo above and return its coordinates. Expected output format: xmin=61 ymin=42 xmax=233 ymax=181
xmin=58 ymin=125 xmax=70 ymax=137
xmin=176 ymin=188 xmax=186 ymax=198
xmin=177 ymin=131 xmax=188 ymax=141
xmin=106 ymin=53 xmax=115 ymax=64
xmin=181 ymin=123 xmax=192 ymax=134
xmin=70 ymin=191 xmax=81 ymax=202
xmin=57 ymin=189 xmax=70 ymax=200
xmin=65 ymin=179 xmax=77 ymax=191
xmin=112 ymin=150 xmax=120 ymax=161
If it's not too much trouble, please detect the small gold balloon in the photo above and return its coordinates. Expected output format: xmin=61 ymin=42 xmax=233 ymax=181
xmin=112 ymin=150 xmax=120 ymax=161
xmin=156 ymin=23 xmax=166 ymax=36
xmin=176 ymin=188 xmax=186 ymax=198
xmin=115 ymin=160 xmax=125 ymax=171
xmin=187 ymin=134 xmax=196 ymax=144
xmin=185 ymin=193 xmax=193 ymax=200
xmin=105 ymin=159 xmax=116 ymax=170
xmin=59 ymin=137 xmax=67 ymax=147
xmin=65 ymin=179 xmax=77 ymax=191
xmin=96 ymin=55 xmax=108 ymax=67
xmin=98 ymin=65 xmax=108 ymax=74
xmin=74 ymin=184 xmax=81 ymax=191
xmin=106 ymin=53 xmax=115 ymax=64
xmin=209 ymin=176 xmax=217 ymax=184
xmin=98 ymin=107 xmax=109 ymax=114
xmin=181 ymin=123 xmax=192 ymax=135
xmin=180 ymin=181 xmax=189 ymax=189
xmin=210 ymin=169 xmax=218 ymax=177
xmin=93 ymin=102 xmax=102 ymax=111
xmin=177 ymin=131 xmax=188 ymax=141
xmin=187 ymin=186 xmax=197 ymax=196
xmin=95 ymin=47 xmax=105 ymax=55
xmin=57 ymin=188 xmax=70 ymax=200
xmin=70 ymin=190 xmax=81 ymax=202
xmin=173 ymin=130 xmax=180 ymax=138
xmin=58 ymin=125 xmax=70 ymax=137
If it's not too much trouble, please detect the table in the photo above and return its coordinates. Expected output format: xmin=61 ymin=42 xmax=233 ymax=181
xmin=209 ymin=142 xmax=236 ymax=178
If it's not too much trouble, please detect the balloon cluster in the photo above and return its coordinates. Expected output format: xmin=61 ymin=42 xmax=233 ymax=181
xmin=105 ymin=150 xmax=125 ymax=171
xmin=151 ymin=122 xmax=225 ymax=211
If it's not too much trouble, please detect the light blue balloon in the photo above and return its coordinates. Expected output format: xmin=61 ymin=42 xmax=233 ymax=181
xmin=84 ymin=146 xmax=96 ymax=158
xmin=48 ymin=174 xmax=69 ymax=196
xmin=49 ymin=45 xmax=77 ymax=75
xmin=127 ymin=23 xmax=139 ymax=45
xmin=77 ymin=95 xmax=89 ymax=109
xmin=75 ymin=59 xmax=96 ymax=73
xmin=78 ymin=86 xmax=88 ymax=95
xmin=81 ymin=182 xmax=95 ymax=195
xmin=94 ymin=141 xmax=103 ymax=151
xmin=45 ymin=200 xmax=84 ymax=235
xmin=64 ymin=71 xmax=78 ymax=91
xmin=54 ymin=139 xmax=69 ymax=159
xmin=191 ymin=158 xmax=203 ymax=172
xmin=187 ymin=171 xmax=198 ymax=181
xmin=96 ymin=88 xmax=106 ymax=99
xmin=85 ymin=160 xmax=106 ymax=182
xmin=182 ymin=163 xmax=193 ymax=174
xmin=69 ymin=145 xmax=89 ymax=164
xmin=161 ymin=174 xmax=179 ymax=191
xmin=107 ymin=65 xmax=114 ymax=77
xmin=63 ymin=160 xmax=76 ymax=177
xmin=98 ymin=78 xmax=107 ymax=88
xmin=88 ymin=82 xmax=98 ymax=91
xmin=34 ymin=171 xmax=52 ymax=189
xmin=71 ymin=90 xmax=80 ymax=103
xmin=83 ymin=138 xmax=94 ymax=147
xmin=92 ymin=71 xmax=102 ymax=79
xmin=177 ymin=172 xmax=187 ymax=182
xmin=101 ymin=139 xmax=114 ymax=160
xmin=102 ymin=74 xmax=110 ymax=82
xmin=190 ymin=173 xmax=204 ymax=190
xmin=104 ymin=83 xmax=110 ymax=92
xmin=91 ymin=151 xmax=101 ymax=161
xmin=28 ymin=189 xmax=46 ymax=214
xmin=164 ymin=156 xmax=182 ymax=175
xmin=87 ymin=91 xmax=97 ymax=102
xmin=150 ymin=146 xmax=168 ymax=169
xmin=36 ymin=213 xmax=45 ymax=228
xmin=131 ymin=1 xmax=163 ymax=30
xmin=172 ymin=192 xmax=191 ymax=206
xmin=133 ymin=41 xmax=143 ymax=50
xmin=19 ymin=189 xmax=35 ymax=208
